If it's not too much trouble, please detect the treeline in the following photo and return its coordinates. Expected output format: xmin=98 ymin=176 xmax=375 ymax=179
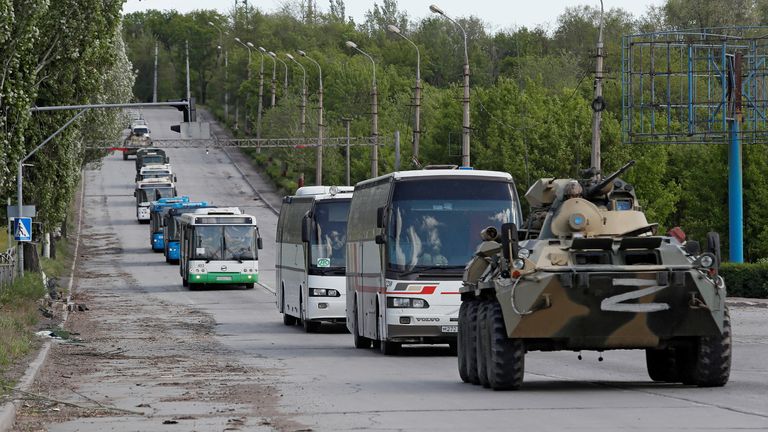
xmin=123 ymin=0 xmax=768 ymax=261
xmin=0 ymin=0 xmax=134 ymax=235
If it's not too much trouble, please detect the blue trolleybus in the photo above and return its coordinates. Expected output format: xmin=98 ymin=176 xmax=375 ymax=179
xmin=149 ymin=197 xmax=190 ymax=252
xmin=162 ymin=203 xmax=214 ymax=263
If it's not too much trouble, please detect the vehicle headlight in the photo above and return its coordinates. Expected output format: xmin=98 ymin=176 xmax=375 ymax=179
xmin=388 ymin=297 xmax=430 ymax=308
xmin=517 ymin=248 xmax=530 ymax=259
xmin=698 ymin=253 xmax=716 ymax=269
xmin=512 ymin=259 xmax=526 ymax=270
xmin=310 ymin=288 xmax=340 ymax=297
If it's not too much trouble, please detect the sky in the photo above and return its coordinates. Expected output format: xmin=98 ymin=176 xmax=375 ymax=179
xmin=122 ymin=0 xmax=666 ymax=31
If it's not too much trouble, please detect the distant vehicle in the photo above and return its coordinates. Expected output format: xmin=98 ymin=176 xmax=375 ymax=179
xmin=345 ymin=167 xmax=522 ymax=355
xmin=121 ymin=121 xmax=153 ymax=160
xmin=134 ymin=178 xmax=177 ymax=224
xmin=149 ymin=197 xmax=191 ymax=252
xmin=276 ymin=186 xmax=354 ymax=332
xmin=178 ymin=207 xmax=263 ymax=290
xmin=136 ymin=164 xmax=176 ymax=183
xmin=135 ymin=149 xmax=169 ymax=172
xmin=163 ymin=203 xmax=215 ymax=263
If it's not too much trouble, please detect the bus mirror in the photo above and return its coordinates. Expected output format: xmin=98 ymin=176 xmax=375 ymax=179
xmin=375 ymin=234 xmax=387 ymax=245
xmin=301 ymin=216 xmax=311 ymax=243
xmin=257 ymin=237 xmax=263 ymax=250
xmin=500 ymin=223 xmax=519 ymax=261
xmin=376 ymin=207 xmax=386 ymax=228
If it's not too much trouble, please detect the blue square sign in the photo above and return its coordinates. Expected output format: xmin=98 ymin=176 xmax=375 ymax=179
xmin=14 ymin=217 xmax=32 ymax=242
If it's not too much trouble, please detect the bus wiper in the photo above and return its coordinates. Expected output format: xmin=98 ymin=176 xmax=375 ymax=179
xmin=314 ymin=266 xmax=345 ymax=275
xmin=397 ymin=265 xmax=465 ymax=278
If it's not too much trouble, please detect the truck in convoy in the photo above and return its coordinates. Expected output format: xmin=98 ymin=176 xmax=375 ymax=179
xmin=178 ymin=207 xmax=263 ymax=290
xmin=276 ymin=186 xmax=354 ymax=332
xmin=135 ymin=148 xmax=169 ymax=172
xmin=134 ymin=178 xmax=177 ymax=223
xmin=121 ymin=121 xmax=152 ymax=160
xmin=149 ymin=197 xmax=191 ymax=252
xmin=345 ymin=167 xmax=522 ymax=354
xmin=163 ymin=204 xmax=215 ymax=263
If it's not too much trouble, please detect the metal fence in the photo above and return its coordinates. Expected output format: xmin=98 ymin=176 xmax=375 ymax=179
xmin=0 ymin=247 xmax=16 ymax=294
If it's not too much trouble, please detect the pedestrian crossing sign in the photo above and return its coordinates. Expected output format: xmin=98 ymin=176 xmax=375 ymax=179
xmin=14 ymin=217 xmax=32 ymax=242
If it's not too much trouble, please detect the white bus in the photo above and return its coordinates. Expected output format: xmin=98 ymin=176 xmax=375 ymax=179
xmin=134 ymin=178 xmax=176 ymax=223
xmin=177 ymin=207 xmax=262 ymax=290
xmin=276 ymin=186 xmax=354 ymax=332
xmin=135 ymin=164 xmax=176 ymax=183
xmin=346 ymin=168 xmax=522 ymax=354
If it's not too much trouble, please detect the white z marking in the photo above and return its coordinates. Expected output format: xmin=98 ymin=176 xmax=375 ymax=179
xmin=601 ymin=278 xmax=670 ymax=313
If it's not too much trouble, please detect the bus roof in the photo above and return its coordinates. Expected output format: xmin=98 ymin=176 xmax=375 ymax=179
xmin=149 ymin=196 xmax=190 ymax=211
xmin=178 ymin=212 xmax=257 ymax=225
xmin=295 ymin=186 xmax=354 ymax=196
xmin=354 ymin=169 xmax=513 ymax=189
xmin=140 ymin=164 xmax=172 ymax=173
xmin=137 ymin=178 xmax=174 ymax=188
xmin=188 ymin=207 xmax=242 ymax=215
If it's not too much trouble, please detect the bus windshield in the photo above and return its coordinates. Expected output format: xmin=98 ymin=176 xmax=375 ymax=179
xmin=386 ymin=178 xmax=519 ymax=274
xmin=309 ymin=200 xmax=350 ymax=273
xmin=166 ymin=216 xmax=178 ymax=241
xmin=193 ymin=225 xmax=257 ymax=261
xmin=141 ymin=155 xmax=164 ymax=165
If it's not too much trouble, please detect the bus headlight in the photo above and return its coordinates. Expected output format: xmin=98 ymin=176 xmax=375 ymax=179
xmin=388 ymin=297 xmax=430 ymax=308
xmin=310 ymin=288 xmax=340 ymax=297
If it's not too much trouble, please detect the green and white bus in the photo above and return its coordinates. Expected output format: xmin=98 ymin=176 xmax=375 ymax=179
xmin=178 ymin=207 xmax=263 ymax=290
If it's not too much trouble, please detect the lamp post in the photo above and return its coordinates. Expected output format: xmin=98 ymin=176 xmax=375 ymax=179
xmin=271 ymin=52 xmax=289 ymax=96
xmin=234 ymin=37 xmax=253 ymax=134
xmin=260 ymin=47 xmax=277 ymax=107
xmin=299 ymin=50 xmax=323 ymax=185
xmin=430 ymin=4 xmax=470 ymax=167
xmin=388 ymin=24 xmax=421 ymax=165
xmin=209 ymin=21 xmax=229 ymax=124
xmin=346 ymin=40 xmax=378 ymax=178
xmin=286 ymin=53 xmax=307 ymax=134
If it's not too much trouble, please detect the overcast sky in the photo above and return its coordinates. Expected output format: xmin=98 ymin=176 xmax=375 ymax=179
xmin=122 ymin=0 xmax=666 ymax=30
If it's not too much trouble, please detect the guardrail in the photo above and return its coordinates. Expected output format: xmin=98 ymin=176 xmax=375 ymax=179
xmin=0 ymin=247 xmax=16 ymax=294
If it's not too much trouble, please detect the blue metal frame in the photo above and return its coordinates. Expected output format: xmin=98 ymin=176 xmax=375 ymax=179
xmin=620 ymin=27 xmax=768 ymax=263
xmin=162 ymin=202 xmax=212 ymax=262
xmin=149 ymin=197 xmax=191 ymax=252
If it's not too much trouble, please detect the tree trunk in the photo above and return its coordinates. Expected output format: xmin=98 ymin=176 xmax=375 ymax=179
xmin=23 ymin=242 xmax=40 ymax=273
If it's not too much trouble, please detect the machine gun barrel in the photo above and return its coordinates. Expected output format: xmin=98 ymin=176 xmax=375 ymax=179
xmin=585 ymin=160 xmax=636 ymax=198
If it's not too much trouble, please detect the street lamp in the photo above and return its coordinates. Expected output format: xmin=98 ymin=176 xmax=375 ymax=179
xmin=430 ymin=4 xmax=471 ymax=167
xmin=298 ymin=50 xmax=323 ymax=185
xmin=260 ymin=47 xmax=277 ymax=107
xmin=286 ymin=53 xmax=307 ymax=134
xmin=345 ymin=40 xmax=379 ymax=178
xmin=388 ymin=24 xmax=421 ymax=165
xmin=209 ymin=21 xmax=229 ymax=124
xmin=234 ymin=37 xmax=253 ymax=134
xmin=270 ymin=52 xmax=289 ymax=95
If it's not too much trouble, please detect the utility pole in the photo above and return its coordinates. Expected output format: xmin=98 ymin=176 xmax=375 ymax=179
xmin=153 ymin=41 xmax=158 ymax=103
xmin=185 ymin=40 xmax=191 ymax=110
xmin=343 ymin=117 xmax=351 ymax=186
xmin=590 ymin=0 xmax=605 ymax=178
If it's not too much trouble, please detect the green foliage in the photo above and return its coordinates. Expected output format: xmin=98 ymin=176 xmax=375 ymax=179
xmin=0 ymin=272 xmax=44 ymax=376
xmin=720 ymin=263 xmax=768 ymax=298
xmin=0 ymin=0 xmax=134 ymax=234
xmin=122 ymin=0 xmax=768 ymax=262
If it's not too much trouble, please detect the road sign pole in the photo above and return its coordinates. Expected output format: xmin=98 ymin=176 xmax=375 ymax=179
xmin=17 ymin=162 xmax=23 ymax=277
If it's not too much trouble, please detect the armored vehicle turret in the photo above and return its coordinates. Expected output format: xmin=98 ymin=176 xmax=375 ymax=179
xmin=460 ymin=161 xmax=731 ymax=390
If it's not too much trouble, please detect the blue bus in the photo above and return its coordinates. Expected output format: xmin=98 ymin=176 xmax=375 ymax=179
xmin=163 ymin=203 xmax=215 ymax=263
xmin=149 ymin=197 xmax=190 ymax=252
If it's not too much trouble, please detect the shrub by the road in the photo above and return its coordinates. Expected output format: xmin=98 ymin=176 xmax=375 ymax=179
xmin=721 ymin=263 xmax=768 ymax=298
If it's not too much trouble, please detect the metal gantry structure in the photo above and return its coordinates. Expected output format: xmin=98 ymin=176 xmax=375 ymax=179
xmin=622 ymin=26 xmax=768 ymax=262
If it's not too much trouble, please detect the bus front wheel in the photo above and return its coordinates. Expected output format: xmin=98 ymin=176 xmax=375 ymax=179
xmin=182 ymin=277 xmax=189 ymax=287
xmin=353 ymin=299 xmax=371 ymax=349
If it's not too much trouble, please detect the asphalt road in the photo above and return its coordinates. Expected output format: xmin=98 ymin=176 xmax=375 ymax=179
xmin=90 ymin=107 xmax=768 ymax=431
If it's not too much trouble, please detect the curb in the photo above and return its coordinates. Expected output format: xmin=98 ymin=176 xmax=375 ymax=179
xmin=0 ymin=170 xmax=85 ymax=432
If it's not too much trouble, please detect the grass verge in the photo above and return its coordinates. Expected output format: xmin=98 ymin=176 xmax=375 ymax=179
xmin=0 ymin=273 xmax=45 ymax=394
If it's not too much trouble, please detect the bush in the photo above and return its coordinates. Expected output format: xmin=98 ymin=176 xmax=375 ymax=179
xmin=720 ymin=262 xmax=768 ymax=298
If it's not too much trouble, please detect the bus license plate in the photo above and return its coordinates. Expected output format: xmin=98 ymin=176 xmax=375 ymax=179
xmin=216 ymin=276 xmax=232 ymax=281
xmin=442 ymin=325 xmax=458 ymax=333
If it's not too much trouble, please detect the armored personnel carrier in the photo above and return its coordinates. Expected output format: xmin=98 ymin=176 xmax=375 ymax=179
xmin=460 ymin=161 xmax=731 ymax=390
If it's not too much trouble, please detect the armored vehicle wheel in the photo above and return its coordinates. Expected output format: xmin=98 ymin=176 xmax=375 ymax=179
xmin=457 ymin=301 xmax=471 ymax=383
xmin=353 ymin=300 xmax=372 ymax=349
xmin=380 ymin=340 xmax=401 ymax=355
xmin=465 ymin=300 xmax=481 ymax=385
xmin=646 ymin=348 xmax=680 ymax=382
xmin=680 ymin=307 xmax=732 ymax=387
xmin=477 ymin=301 xmax=491 ymax=388
xmin=487 ymin=301 xmax=525 ymax=390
